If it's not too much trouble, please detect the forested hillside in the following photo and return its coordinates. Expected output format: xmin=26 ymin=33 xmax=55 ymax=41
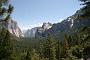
xmin=0 ymin=0 xmax=90 ymax=60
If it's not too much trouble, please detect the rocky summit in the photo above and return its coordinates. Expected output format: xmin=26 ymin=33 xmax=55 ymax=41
xmin=23 ymin=22 xmax=52 ymax=38
xmin=23 ymin=9 xmax=90 ymax=38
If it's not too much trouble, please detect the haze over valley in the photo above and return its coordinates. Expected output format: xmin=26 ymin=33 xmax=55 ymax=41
xmin=0 ymin=0 xmax=90 ymax=60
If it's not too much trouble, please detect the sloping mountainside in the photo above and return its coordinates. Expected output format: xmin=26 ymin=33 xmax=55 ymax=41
xmin=34 ymin=9 xmax=90 ymax=39
xmin=23 ymin=9 xmax=90 ymax=39
xmin=23 ymin=6 xmax=90 ymax=38
xmin=0 ymin=19 xmax=22 ymax=37
xmin=23 ymin=22 xmax=52 ymax=38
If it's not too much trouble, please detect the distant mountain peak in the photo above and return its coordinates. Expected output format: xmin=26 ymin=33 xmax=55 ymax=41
xmin=23 ymin=22 xmax=52 ymax=38
xmin=42 ymin=22 xmax=52 ymax=30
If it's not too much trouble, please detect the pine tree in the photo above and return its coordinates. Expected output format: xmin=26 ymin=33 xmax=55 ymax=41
xmin=25 ymin=48 xmax=40 ymax=60
xmin=62 ymin=34 xmax=74 ymax=60
xmin=43 ymin=35 xmax=56 ymax=60
xmin=0 ymin=0 xmax=14 ymax=59
xmin=79 ymin=0 xmax=90 ymax=5
xmin=39 ymin=42 xmax=44 ymax=59
xmin=78 ymin=27 xmax=90 ymax=59
xmin=56 ymin=40 xmax=61 ymax=60
xmin=25 ymin=48 xmax=32 ymax=60
xmin=0 ymin=0 xmax=13 ymax=21
xmin=64 ymin=34 xmax=70 ymax=50
xmin=0 ymin=28 xmax=13 ymax=60
xmin=79 ymin=0 xmax=90 ymax=17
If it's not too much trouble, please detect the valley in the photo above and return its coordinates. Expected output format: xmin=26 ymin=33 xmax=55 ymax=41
xmin=0 ymin=0 xmax=90 ymax=60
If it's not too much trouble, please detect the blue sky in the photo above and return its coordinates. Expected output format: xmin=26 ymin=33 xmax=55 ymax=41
xmin=10 ymin=0 xmax=83 ymax=30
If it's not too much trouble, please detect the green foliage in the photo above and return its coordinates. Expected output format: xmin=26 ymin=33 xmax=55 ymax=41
xmin=8 ymin=4 xmax=14 ymax=14
xmin=0 ymin=27 xmax=89 ymax=60
xmin=0 ymin=28 xmax=12 ymax=60
xmin=78 ymin=0 xmax=90 ymax=17
xmin=0 ymin=0 xmax=89 ymax=60
xmin=8 ymin=26 xmax=89 ymax=60
xmin=24 ymin=48 xmax=40 ymax=60
xmin=25 ymin=49 xmax=32 ymax=60
xmin=43 ymin=36 xmax=56 ymax=60
xmin=0 ymin=0 xmax=8 ymax=6
xmin=0 ymin=0 xmax=14 ymax=21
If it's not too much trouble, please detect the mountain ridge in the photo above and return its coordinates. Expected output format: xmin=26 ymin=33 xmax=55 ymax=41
xmin=23 ymin=22 xmax=52 ymax=38
xmin=22 ymin=8 xmax=90 ymax=38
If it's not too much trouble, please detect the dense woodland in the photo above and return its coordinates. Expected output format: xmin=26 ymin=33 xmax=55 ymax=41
xmin=0 ymin=0 xmax=90 ymax=60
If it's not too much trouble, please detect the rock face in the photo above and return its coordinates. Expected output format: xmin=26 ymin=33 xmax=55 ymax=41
xmin=43 ymin=11 xmax=90 ymax=39
xmin=23 ymin=27 xmax=38 ymax=38
xmin=42 ymin=22 xmax=52 ymax=30
xmin=0 ymin=19 xmax=22 ymax=37
xmin=23 ymin=13 xmax=90 ymax=38
xmin=24 ymin=8 xmax=90 ymax=38
xmin=23 ymin=22 xmax=52 ymax=38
